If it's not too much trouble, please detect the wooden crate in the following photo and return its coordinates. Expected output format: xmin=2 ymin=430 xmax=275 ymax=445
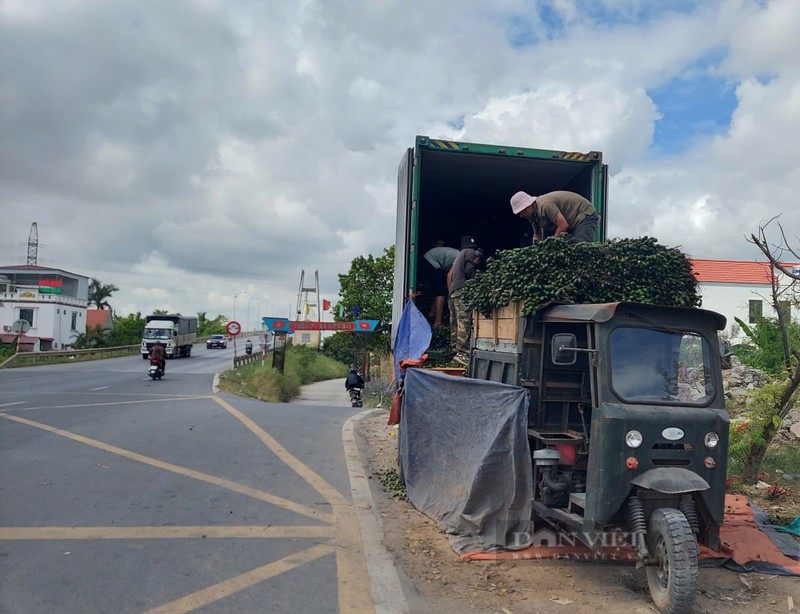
xmin=473 ymin=300 xmax=523 ymax=346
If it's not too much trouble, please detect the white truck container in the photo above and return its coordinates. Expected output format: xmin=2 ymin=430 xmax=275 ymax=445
xmin=141 ymin=314 xmax=198 ymax=359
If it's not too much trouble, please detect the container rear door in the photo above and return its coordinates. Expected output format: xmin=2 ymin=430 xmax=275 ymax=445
xmin=392 ymin=147 xmax=414 ymax=348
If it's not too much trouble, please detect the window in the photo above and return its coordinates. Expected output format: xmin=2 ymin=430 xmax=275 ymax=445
xmin=19 ymin=308 xmax=34 ymax=326
xmin=71 ymin=312 xmax=78 ymax=330
xmin=748 ymin=300 xmax=763 ymax=323
xmin=610 ymin=326 xmax=714 ymax=405
xmin=301 ymin=333 xmax=311 ymax=343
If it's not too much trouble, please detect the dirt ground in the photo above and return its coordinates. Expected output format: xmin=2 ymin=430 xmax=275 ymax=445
xmin=355 ymin=411 xmax=800 ymax=614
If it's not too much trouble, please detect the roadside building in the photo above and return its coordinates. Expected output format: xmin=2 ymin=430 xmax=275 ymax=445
xmin=691 ymin=259 xmax=799 ymax=343
xmin=0 ymin=265 xmax=90 ymax=351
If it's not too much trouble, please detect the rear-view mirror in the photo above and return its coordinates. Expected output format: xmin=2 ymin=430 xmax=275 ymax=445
xmin=552 ymin=333 xmax=577 ymax=365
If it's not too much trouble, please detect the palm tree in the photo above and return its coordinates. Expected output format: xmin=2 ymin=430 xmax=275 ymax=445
xmin=88 ymin=278 xmax=119 ymax=310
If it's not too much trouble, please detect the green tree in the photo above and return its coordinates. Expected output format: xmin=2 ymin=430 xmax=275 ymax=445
xmin=197 ymin=312 xmax=228 ymax=337
xmin=88 ymin=278 xmax=119 ymax=310
xmin=733 ymin=218 xmax=800 ymax=482
xmin=321 ymin=331 xmax=358 ymax=365
xmin=110 ymin=312 xmax=146 ymax=346
xmin=335 ymin=246 xmax=395 ymax=353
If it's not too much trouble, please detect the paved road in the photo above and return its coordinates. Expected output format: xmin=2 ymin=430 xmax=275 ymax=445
xmin=0 ymin=347 xmax=403 ymax=613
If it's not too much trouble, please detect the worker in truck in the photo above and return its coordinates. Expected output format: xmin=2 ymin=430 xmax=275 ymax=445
xmin=510 ymin=190 xmax=599 ymax=243
xmin=447 ymin=236 xmax=484 ymax=365
xmin=421 ymin=239 xmax=459 ymax=329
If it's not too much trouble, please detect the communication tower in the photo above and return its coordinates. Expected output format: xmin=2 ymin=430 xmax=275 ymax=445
xmin=27 ymin=222 xmax=39 ymax=266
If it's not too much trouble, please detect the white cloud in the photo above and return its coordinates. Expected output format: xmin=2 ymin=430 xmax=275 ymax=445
xmin=1 ymin=0 xmax=799 ymax=320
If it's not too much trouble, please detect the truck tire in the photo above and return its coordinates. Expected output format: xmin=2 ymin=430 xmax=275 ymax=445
xmin=646 ymin=507 xmax=698 ymax=614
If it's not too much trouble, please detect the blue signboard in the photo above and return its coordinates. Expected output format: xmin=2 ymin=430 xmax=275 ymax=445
xmin=263 ymin=317 xmax=290 ymax=332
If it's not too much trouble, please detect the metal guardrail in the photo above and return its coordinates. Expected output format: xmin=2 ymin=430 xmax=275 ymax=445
xmin=0 ymin=345 xmax=141 ymax=369
xmin=232 ymin=349 xmax=274 ymax=369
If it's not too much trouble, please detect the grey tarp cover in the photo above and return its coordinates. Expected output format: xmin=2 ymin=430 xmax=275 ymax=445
xmin=400 ymin=368 xmax=533 ymax=554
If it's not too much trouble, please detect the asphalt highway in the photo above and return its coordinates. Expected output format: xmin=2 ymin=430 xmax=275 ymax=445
xmin=0 ymin=343 xmax=404 ymax=614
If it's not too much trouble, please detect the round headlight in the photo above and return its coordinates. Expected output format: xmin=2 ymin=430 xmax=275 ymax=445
xmin=625 ymin=430 xmax=643 ymax=449
xmin=705 ymin=432 xmax=719 ymax=450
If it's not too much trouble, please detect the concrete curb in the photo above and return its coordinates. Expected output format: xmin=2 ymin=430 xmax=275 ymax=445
xmin=342 ymin=409 xmax=410 ymax=614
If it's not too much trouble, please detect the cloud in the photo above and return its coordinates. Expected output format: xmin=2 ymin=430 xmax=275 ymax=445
xmin=1 ymin=0 xmax=799 ymax=321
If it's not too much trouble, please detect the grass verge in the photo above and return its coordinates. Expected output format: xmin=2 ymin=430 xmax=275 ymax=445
xmin=216 ymin=345 xmax=348 ymax=402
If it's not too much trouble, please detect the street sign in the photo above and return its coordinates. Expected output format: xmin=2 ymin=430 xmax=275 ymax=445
xmin=226 ymin=320 xmax=241 ymax=336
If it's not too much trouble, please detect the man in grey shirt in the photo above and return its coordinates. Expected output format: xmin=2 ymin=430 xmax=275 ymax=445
xmin=421 ymin=240 xmax=459 ymax=328
xmin=510 ymin=190 xmax=599 ymax=242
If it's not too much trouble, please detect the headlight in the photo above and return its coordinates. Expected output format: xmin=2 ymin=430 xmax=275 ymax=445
xmin=625 ymin=430 xmax=643 ymax=448
xmin=704 ymin=432 xmax=719 ymax=450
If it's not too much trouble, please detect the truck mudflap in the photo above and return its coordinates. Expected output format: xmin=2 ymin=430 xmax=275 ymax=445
xmin=631 ymin=468 xmax=710 ymax=494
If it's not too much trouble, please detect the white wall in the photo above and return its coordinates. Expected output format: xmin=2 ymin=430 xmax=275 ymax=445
xmin=698 ymin=281 xmax=789 ymax=343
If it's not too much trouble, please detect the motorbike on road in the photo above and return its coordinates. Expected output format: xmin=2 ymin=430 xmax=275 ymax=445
xmin=148 ymin=359 xmax=164 ymax=380
xmin=348 ymin=388 xmax=363 ymax=408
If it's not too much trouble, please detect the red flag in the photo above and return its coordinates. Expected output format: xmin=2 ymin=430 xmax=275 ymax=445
xmin=322 ymin=299 xmax=331 ymax=311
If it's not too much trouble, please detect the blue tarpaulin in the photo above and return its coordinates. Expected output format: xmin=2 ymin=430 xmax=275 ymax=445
xmin=399 ymin=368 xmax=533 ymax=553
xmin=393 ymin=300 xmax=432 ymax=383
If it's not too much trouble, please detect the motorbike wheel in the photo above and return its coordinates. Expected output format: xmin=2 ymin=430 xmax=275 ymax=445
xmin=645 ymin=508 xmax=698 ymax=614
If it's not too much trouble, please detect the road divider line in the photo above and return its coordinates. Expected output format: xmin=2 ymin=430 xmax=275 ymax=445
xmin=212 ymin=396 xmax=350 ymax=508
xmin=0 ymin=413 xmax=334 ymax=524
xmin=0 ymin=525 xmax=335 ymax=540
xmin=213 ymin=396 xmax=375 ymax=613
xmin=143 ymin=543 xmax=336 ymax=614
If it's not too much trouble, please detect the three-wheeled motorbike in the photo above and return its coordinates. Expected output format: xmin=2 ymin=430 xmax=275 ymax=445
xmin=470 ymin=302 xmax=729 ymax=614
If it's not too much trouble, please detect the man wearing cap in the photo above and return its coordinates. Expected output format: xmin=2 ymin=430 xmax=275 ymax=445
xmin=447 ymin=235 xmax=484 ymax=364
xmin=510 ymin=190 xmax=599 ymax=243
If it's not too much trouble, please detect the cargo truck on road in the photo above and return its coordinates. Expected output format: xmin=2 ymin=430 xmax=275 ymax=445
xmin=140 ymin=314 xmax=198 ymax=359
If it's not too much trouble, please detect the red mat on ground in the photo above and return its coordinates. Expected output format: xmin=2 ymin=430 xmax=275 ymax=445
xmin=461 ymin=495 xmax=800 ymax=575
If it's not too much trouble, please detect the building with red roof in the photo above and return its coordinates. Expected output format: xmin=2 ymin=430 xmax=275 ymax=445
xmin=690 ymin=259 xmax=799 ymax=341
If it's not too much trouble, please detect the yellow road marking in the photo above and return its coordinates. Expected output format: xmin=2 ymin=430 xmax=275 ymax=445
xmin=0 ymin=413 xmax=333 ymax=524
xmin=213 ymin=396 xmax=350 ymax=507
xmin=213 ymin=396 xmax=374 ymax=613
xmin=0 ymin=526 xmax=334 ymax=540
xmin=143 ymin=543 xmax=335 ymax=614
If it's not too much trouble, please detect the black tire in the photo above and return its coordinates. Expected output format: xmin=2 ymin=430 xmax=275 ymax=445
xmin=646 ymin=508 xmax=698 ymax=614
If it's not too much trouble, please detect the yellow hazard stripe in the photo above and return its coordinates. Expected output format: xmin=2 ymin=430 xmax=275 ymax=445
xmin=562 ymin=152 xmax=591 ymax=161
xmin=430 ymin=140 xmax=461 ymax=149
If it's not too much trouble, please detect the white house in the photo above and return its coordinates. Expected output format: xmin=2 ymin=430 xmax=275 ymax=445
xmin=691 ymin=259 xmax=799 ymax=343
xmin=0 ymin=265 xmax=89 ymax=351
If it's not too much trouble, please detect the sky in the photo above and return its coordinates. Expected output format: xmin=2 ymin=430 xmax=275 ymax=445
xmin=1 ymin=0 xmax=799 ymax=329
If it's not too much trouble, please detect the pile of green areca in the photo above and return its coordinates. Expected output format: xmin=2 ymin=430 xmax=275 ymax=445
xmin=462 ymin=236 xmax=701 ymax=318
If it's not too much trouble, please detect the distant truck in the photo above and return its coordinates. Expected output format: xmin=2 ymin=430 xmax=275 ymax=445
xmin=140 ymin=314 xmax=198 ymax=359
xmin=392 ymin=135 xmax=608 ymax=347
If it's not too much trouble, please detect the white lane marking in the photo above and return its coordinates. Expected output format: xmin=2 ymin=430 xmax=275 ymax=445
xmin=90 ymin=386 xmax=109 ymax=391
xmin=0 ymin=402 xmax=26 ymax=408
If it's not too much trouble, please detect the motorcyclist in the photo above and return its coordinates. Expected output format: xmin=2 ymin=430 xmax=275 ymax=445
xmin=345 ymin=368 xmax=364 ymax=391
xmin=245 ymin=339 xmax=253 ymax=354
xmin=149 ymin=341 xmax=166 ymax=373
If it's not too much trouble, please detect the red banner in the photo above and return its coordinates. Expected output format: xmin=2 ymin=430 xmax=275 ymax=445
xmin=290 ymin=321 xmax=355 ymax=331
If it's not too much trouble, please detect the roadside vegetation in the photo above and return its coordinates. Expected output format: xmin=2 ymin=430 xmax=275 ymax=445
xmin=217 ymin=345 xmax=348 ymax=402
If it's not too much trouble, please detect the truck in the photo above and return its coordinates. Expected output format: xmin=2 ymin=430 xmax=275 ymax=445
xmin=140 ymin=314 xmax=198 ymax=359
xmin=469 ymin=299 xmax=730 ymax=613
xmin=392 ymin=135 xmax=608 ymax=347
